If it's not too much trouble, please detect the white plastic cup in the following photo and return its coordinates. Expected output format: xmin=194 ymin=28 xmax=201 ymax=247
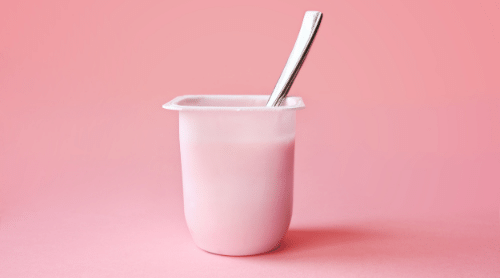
xmin=163 ymin=95 xmax=305 ymax=256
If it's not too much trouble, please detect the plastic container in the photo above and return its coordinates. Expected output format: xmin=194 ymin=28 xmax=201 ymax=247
xmin=163 ymin=95 xmax=305 ymax=256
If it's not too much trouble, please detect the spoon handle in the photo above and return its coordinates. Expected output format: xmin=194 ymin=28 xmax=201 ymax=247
xmin=266 ymin=11 xmax=323 ymax=107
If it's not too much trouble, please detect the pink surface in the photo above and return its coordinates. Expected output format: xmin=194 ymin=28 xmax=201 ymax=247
xmin=1 ymin=0 xmax=499 ymax=276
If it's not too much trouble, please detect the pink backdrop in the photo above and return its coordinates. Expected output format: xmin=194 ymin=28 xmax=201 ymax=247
xmin=1 ymin=0 xmax=499 ymax=276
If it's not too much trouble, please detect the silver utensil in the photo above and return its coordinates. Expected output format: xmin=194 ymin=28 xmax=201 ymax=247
xmin=266 ymin=11 xmax=323 ymax=107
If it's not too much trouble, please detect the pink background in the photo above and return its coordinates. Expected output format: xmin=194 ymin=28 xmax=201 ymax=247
xmin=1 ymin=0 xmax=499 ymax=276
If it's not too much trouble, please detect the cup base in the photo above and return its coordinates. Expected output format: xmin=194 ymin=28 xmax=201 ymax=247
xmin=196 ymin=240 xmax=283 ymax=257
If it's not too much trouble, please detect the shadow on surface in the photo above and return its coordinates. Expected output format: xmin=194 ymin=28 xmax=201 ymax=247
xmin=248 ymin=224 xmax=492 ymax=263
xmin=278 ymin=227 xmax=382 ymax=253
xmin=259 ymin=227 xmax=387 ymax=260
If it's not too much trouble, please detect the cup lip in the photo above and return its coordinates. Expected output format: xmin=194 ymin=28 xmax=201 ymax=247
xmin=162 ymin=95 xmax=305 ymax=111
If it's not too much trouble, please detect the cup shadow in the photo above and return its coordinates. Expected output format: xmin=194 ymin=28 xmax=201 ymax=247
xmin=282 ymin=227 xmax=380 ymax=251
xmin=248 ymin=224 xmax=489 ymax=263
xmin=263 ymin=226 xmax=386 ymax=260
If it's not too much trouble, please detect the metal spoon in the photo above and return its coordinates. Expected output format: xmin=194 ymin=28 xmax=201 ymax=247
xmin=266 ymin=11 xmax=323 ymax=107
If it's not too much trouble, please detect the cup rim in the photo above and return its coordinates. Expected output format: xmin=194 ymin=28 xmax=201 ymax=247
xmin=162 ymin=95 xmax=305 ymax=111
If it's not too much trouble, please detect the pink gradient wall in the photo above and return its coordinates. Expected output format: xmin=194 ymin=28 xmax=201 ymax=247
xmin=2 ymin=0 xmax=498 ymax=220
xmin=0 ymin=0 xmax=499 ymax=276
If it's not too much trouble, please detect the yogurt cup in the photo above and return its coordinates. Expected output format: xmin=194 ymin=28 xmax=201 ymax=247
xmin=163 ymin=95 xmax=305 ymax=256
